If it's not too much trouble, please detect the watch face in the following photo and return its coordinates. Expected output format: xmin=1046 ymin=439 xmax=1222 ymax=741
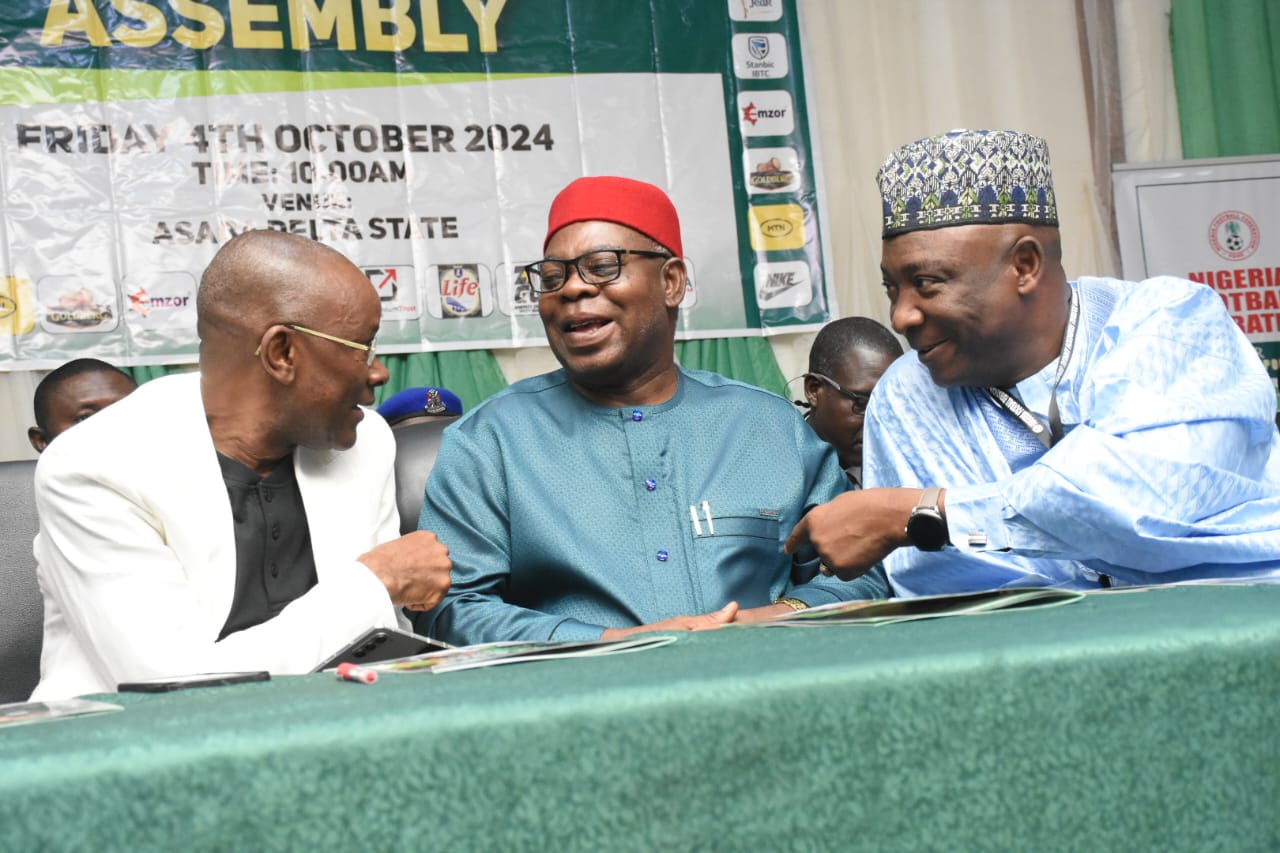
xmin=907 ymin=509 xmax=948 ymax=551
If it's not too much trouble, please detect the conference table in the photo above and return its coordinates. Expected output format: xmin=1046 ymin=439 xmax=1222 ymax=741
xmin=1 ymin=584 xmax=1277 ymax=851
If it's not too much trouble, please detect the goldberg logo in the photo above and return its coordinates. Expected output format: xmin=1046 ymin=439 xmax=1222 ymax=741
xmin=46 ymin=288 xmax=113 ymax=328
xmin=744 ymin=147 xmax=800 ymax=194
xmin=749 ymin=158 xmax=795 ymax=191
xmin=1209 ymin=211 xmax=1260 ymax=262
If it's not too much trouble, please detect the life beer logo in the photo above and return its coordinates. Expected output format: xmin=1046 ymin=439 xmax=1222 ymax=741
xmin=1209 ymin=210 xmax=1260 ymax=262
xmin=732 ymin=33 xmax=789 ymax=80
xmin=38 ymin=275 xmax=118 ymax=333
xmin=744 ymin=146 xmax=800 ymax=194
xmin=365 ymin=266 xmax=420 ymax=319
xmin=728 ymin=0 xmax=783 ymax=22
xmin=747 ymin=203 xmax=806 ymax=252
xmin=0 ymin=277 xmax=35 ymax=336
xmin=738 ymin=91 xmax=794 ymax=137
xmin=429 ymin=263 xmax=492 ymax=319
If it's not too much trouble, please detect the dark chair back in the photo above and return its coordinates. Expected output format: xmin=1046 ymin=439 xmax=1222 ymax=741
xmin=391 ymin=416 xmax=460 ymax=535
xmin=0 ymin=459 xmax=42 ymax=703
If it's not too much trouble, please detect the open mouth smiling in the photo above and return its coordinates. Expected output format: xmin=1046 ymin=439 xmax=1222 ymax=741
xmin=562 ymin=316 xmax=613 ymax=340
xmin=565 ymin=316 xmax=610 ymax=331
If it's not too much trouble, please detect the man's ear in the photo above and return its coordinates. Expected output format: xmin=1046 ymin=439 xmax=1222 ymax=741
xmin=661 ymin=258 xmax=689 ymax=309
xmin=1010 ymin=235 xmax=1045 ymax=295
xmin=802 ymin=374 xmax=822 ymax=404
xmin=257 ymin=325 xmax=299 ymax=385
xmin=28 ymin=426 xmax=48 ymax=453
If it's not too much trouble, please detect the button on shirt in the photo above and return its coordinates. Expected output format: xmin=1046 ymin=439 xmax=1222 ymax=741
xmin=217 ymin=452 xmax=319 ymax=639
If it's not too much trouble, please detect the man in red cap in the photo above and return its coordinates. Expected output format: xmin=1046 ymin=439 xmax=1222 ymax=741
xmin=416 ymin=176 xmax=885 ymax=646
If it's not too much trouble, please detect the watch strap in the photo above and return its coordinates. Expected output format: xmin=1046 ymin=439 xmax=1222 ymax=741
xmin=915 ymin=486 xmax=942 ymax=512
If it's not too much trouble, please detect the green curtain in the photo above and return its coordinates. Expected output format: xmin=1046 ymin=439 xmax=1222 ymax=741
xmin=676 ymin=336 xmax=789 ymax=399
xmin=127 ymin=343 xmax=788 ymax=408
xmin=1170 ymin=0 xmax=1280 ymax=157
xmin=127 ymin=350 xmax=509 ymax=414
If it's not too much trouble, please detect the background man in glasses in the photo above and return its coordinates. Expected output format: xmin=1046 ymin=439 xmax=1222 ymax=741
xmin=30 ymin=230 xmax=452 ymax=700
xmin=788 ymin=129 xmax=1280 ymax=596
xmin=802 ymin=317 xmax=903 ymax=487
xmin=418 ymin=176 xmax=885 ymax=647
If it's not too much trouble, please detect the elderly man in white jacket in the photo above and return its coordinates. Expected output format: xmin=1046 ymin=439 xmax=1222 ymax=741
xmin=31 ymin=230 xmax=451 ymax=700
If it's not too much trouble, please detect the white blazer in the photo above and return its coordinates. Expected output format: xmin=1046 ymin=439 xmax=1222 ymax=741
xmin=31 ymin=372 xmax=404 ymax=700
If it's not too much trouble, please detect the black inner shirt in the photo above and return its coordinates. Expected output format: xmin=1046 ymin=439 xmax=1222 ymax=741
xmin=217 ymin=451 xmax=319 ymax=640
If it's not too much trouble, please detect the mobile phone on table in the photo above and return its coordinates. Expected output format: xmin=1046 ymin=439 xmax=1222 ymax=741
xmin=117 ymin=671 xmax=271 ymax=692
xmin=313 ymin=627 xmax=451 ymax=672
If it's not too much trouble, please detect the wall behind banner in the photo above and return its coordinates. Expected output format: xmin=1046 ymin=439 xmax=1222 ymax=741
xmin=0 ymin=0 xmax=1183 ymax=459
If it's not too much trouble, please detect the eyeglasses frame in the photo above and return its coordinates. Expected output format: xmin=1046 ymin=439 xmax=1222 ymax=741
xmin=255 ymin=323 xmax=379 ymax=366
xmin=523 ymin=248 xmax=672 ymax=294
xmin=806 ymin=372 xmax=872 ymax=415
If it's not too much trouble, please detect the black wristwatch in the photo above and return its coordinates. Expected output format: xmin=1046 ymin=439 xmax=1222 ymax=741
xmin=905 ymin=487 xmax=949 ymax=551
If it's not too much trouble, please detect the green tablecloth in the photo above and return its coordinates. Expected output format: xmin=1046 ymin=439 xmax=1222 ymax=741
xmin=2 ymin=585 xmax=1277 ymax=851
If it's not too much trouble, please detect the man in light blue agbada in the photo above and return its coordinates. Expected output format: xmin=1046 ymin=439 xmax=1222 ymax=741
xmin=418 ymin=176 xmax=885 ymax=646
xmin=786 ymin=129 xmax=1280 ymax=594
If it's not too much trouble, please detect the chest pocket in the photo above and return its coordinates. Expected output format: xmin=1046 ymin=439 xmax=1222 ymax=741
xmin=698 ymin=514 xmax=780 ymax=540
xmin=691 ymin=511 xmax=786 ymax=607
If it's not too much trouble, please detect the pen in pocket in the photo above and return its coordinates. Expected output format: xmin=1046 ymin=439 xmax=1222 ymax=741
xmin=690 ymin=501 xmax=715 ymax=536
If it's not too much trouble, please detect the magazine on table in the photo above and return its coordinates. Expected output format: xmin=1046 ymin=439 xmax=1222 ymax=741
xmin=761 ymin=586 xmax=1085 ymax=627
xmin=370 ymin=634 xmax=679 ymax=674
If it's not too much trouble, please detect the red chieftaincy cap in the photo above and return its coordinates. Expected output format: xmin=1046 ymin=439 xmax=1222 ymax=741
xmin=542 ymin=176 xmax=683 ymax=258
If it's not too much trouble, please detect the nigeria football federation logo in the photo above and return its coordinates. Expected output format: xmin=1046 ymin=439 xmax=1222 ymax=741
xmin=1209 ymin=210 xmax=1260 ymax=262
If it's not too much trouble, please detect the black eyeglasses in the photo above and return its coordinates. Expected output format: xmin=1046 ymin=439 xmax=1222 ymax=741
xmin=807 ymin=372 xmax=871 ymax=414
xmin=523 ymin=249 xmax=671 ymax=294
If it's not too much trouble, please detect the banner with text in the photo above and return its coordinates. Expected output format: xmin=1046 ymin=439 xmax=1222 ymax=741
xmin=0 ymin=0 xmax=831 ymax=369
xmin=1113 ymin=156 xmax=1280 ymax=399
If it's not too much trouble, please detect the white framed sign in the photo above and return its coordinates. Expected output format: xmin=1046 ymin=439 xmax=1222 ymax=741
xmin=1114 ymin=155 xmax=1280 ymax=394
